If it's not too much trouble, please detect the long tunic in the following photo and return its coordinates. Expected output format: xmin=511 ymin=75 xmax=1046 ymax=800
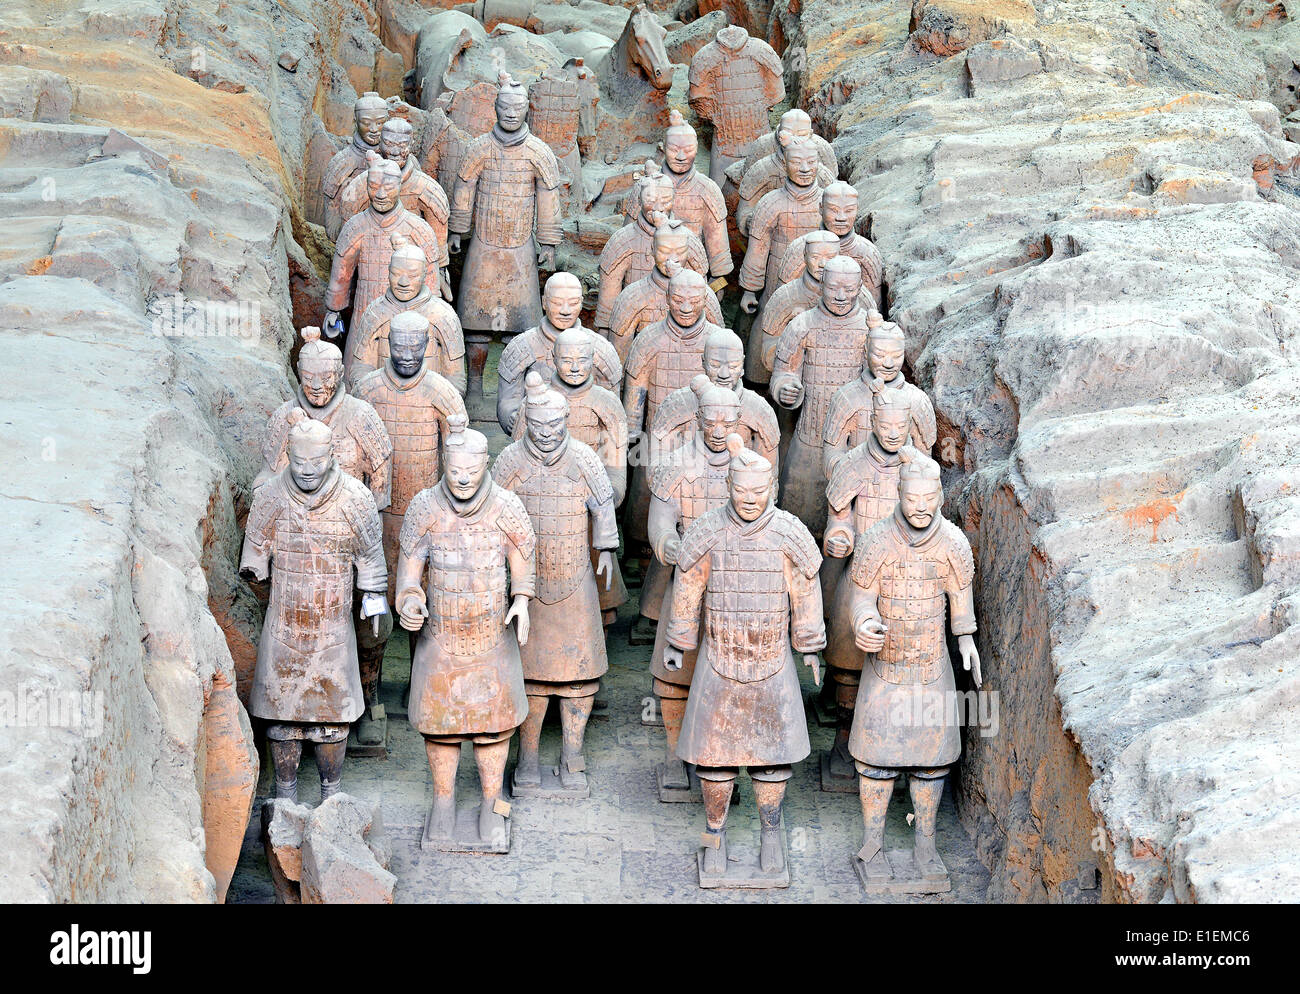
xmin=321 ymin=135 xmax=377 ymax=241
xmin=846 ymin=510 xmax=976 ymax=769
xmin=492 ymin=435 xmax=619 ymax=683
xmin=738 ymin=180 xmax=824 ymax=306
xmin=339 ymin=157 xmax=451 ymax=268
xmin=736 ymin=159 xmax=835 ymax=238
xmin=240 ymin=466 xmax=386 ymax=724
xmin=495 ymin=318 xmax=623 ymax=435
xmin=345 ymin=287 xmax=466 ymax=393
xmin=669 ymin=504 xmax=825 ymax=768
xmin=327 ymin=204 xmax=442 ymax=321
xmin=397 ymin=480 xmax=535 ymax=737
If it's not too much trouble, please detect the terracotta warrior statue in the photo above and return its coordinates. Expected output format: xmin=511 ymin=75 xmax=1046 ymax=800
xmin=725 ymin=108 xmax=837 ymax=194
xmin=325 ymin=157 xmax=442 ymax=338
xmin=649 ymin=326 xmax=779 ymax=474
xmin=687 ymin=25 xmax=785 ymax=188
xmin=396 ymin=422 xmax=535 ymax=849
xmin=346 ymin=234 xmax=465 ymax=393
xmin=528 ymin=65 xmax=585 ymax=203
xmin=595 ymin=164 xmax=708 ymax=333
xmin=497 ymin=271 xmax=623 ymax=435
xmin=321 ymin=91 xmax=388 ymax=241
xmin=847 ymin=449 xmax=980 ymax=888
xmin=511 ymin=329 xmax=630 ymax=626
xmin=665 ymin=435 xmax=825 ymax=880
xmin=739 ymin=135 xmax=826 ymax=314
xmin=820 ymin=389 xmax=913 ymax=787
xmin=449 ymin=72 xmax=563 ymax=416
xmin=823 ymin=313 xmax=936 ymax=476
xmin=770 ymin=257 xmax=872 ymax=535
xmin=339 ymin=116 xmax=452 ymax=298
xmin=647 ymin=378 xmax=742 ymax=793
xmin=736 ymin=115 xmax=837 ymax=238
xmin=256 ymin=327 xmax=394 ymax=746
xmin=779 ymin=181 xmax=884 ymax=312
xmin=747 ymin=230 xmax=840 ymax=386
xmin=241 ymin=410 xmax=388 ymax=801
xmin=607 ymin=221 xmax=724 ymax=363
xmin=493 ymin=372 xmax=619 ymax=794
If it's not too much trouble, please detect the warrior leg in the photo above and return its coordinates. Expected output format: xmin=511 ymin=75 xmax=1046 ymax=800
xmin=697 ymin=767 xmax=736 ymax=876
xmin=268 ymin=735 xmax=302 ymax=801
xmin=829 ymin=667 xmax=860 ymax=777
xmin=752 ymin=766 xmax=792 ymax=873
xmin=474 ymin=737 xmax=511 ymax=844
xmin=515 ymin=690 xmax=549 ymax=787
xmin=355 ymin=606 xmax=392 ymax=746
xmin=314 ymin=740 xmax=347 ymax=801
xmin=909 ymin=768 xmax=948 ymax=876
xmin=558 ymin=685 xmax=597 ymax=789
xmin=856 ymin=762 xmax=896 ymax=882
xmin=424 ymin=738 xmax=460 ymax=840
xmin=655 ymin=678 xmax=690 ymax=790
xmin=464 ymin=332 xmax=492 ymax=421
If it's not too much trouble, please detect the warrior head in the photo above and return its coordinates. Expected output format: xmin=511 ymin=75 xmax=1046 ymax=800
xmin=495 ymin=71 xmax=529 ymax=134
xmin=366 ymin=153 xmax=402 ymax=213
xmin=388 ymin=311 xmax=430 ymax=378
xmin=663 ymin=108 xmax=698 ymax=176
xmin=779 ymin=131 xmax=820 ymax=188
xmin=665 ymin=259 xmax=708 ymax=328
xmin=354 ymin=91 xmax=388 ymax=148
xmin=380 ymin=116 xmax=414 ymax=169
xmin=821 ymin=255 xmax=863 ymax=318
xmin=702 ymin=327 xmax=745 ymax=393
xmin=388 ymin=234 xmax=427 ymax=303
xmin=897 ymin=448 xmax=942 ymax=530
xmin=725 ymin=433 xmax=774 ymax=521
xmin=870 ymin=379 xmax=911 ymax=454
xmin=523 ymin=369 xmax=569 ymax=454
xmin=865 ymin=312 xmax=905 ymax=382
xmin=774 ymin=109 xmax=813 ymax=152
xmin=443 ymin=413 xmax=490 ymax=501
xmin=637 ymin=160 xmax=675 ymax=222
xmin=652 ymin=216 xmax=692 ymax=277
xmin=297 ymin=326 xmax=344 ymax=407
xmin=691 ymin=375 xmax=742 ymax=453
xmin=286 ymin=408 xmax=334 ymax=493
xmin=553 ymin=327 xmax=595 ymax=388
xmin=821 ymin=181 xmax=858 ymax=237
xmin=803 ymin=230 xmax=840 ymax=284
xmin=542 ymin=271 xmax=584 ymax=332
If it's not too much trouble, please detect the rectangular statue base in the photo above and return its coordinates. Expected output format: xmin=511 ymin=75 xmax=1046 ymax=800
xmin=852 ymin=849 xmax=951 ymax=895
xmin=809 ymin=693 xmax=838 ymax=728
xmin=511 ymin=764 xmax=591 ymax=800
xmin=421 ymin=805 xmax=511 ymax=855
xmin=656 ymin=762 xmax=702 ymax=803
xmin=345 ymin=724 xmax=387 ymax=759
xmin=697 ymin=819 xmax=791 ymax=890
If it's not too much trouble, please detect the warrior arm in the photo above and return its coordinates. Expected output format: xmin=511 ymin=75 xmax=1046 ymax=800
xmin=498 ymin=490 xmax=538 ymax=601
xmin=913 ymin=394 xmax=938 ymax=453
xmin=353 ymin=501 xmax=388 ymax=594
xmin=325 ymin=231 xmax=361 ymax=312
xmin=848 ymin=565 xmax=884 ymax=634
xmin=238 ymin=494 xmax=275 ymax=582
xmin=647 ymin=493 xmax=682 ymax=567
xmin=701 ymin=203 xmax=733 ymax=279
xmin=434 ymin=315 xmax=468 ymax=395
xmin=394 ymin=530 xmax=429 ymax=618
xmin=738 ymin=206 xmax=774 ymax=292
xmin=945 ymin=535 xmax=978 ymax=637
xmin=769 ymin=327 xmax=807 ymax=407
xmin=785 ymin=554 xmax=827 ymax=655
xmin=622 ymin=361 xmax=651 ymax=438
xmin=823 ymin=502 xmax=855 ymax=558
xmin=448 ymin=157 xmax=481 ymax=235
xmin=588 ymin=493 xmax=620 ymax=552
xmin=665 ymin=550 xmax=710 ymax=652
xmin=595 ymin=244 xmax=631 ymax=331
xmin=599 ymin=405 xmax=629 ymax=508
xmin=535 ymin=175 xmax=563 ymax=246
xmin=505 ymin=541 xmax=537 ymax=602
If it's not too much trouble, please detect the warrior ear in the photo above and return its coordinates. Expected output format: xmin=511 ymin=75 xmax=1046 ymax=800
xmin=301 ymin=326 xmax=322 ymax=343
xmin=690 ymin=373 xmax=711 ymax=399
xmin=725 ymin=433 xmax=744 ymax=458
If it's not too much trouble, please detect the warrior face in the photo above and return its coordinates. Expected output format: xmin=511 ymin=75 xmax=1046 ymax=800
xmin=822 ymin=266 xmax=862 ymax=317
xmin=822 ymin=192 xmax=858 ymax=237
xmin=380 ymin=131 xmax=412 ymax=168
xmin=369 ymin=168 xmax=401 ymax=213
xmin=299 ymin=360 xmax=342 ymax=408
xmin=698 ymin=405 xmax=742 ymax=453
xmin=388 ymin=325 xmax=428 ymax=378
xmin=554 ymin=337 xmax=594 ymax=387
xmin=872 ymin=405 xmax=909 ymax=454
xmin=525 ymin=409 xmax=568 ymax=454
xmin=867 ymin=336 xmax=905 ymax=382
xmin=641 ymin=179 xmax=674 ymax=221
xmin=899 ymin=474 xmax=942 ymax=530
xmin=785 ymin=143 xmax=820 ymax=187
xmin=356 ymin=108 xmax=387 ymax=147
xmin=496 ymin=92 xmax=528 ymax=133
xmin=288 ymin=435 xmax=333 ymax=493
xmin=543 ymin=279 xmax=584 ymax=331
xmin=805 ymin=241 xmax=839 ymax=282
xmin=703 ymin=340 xmax=744 ymax=392
xmin=664 ymin=133 xmax=697 ymax=175
xmin=729 ymin=466 xmax=773 ymax=522
xmin=389 ymin=254 xmax=424 ymax=303
xmin=653 ymin=232 xmax=690 ymax=277
xmin=667 ymin=278 xmax=706 ymax=328
xmin=444 ymin=447 xmax=489 ymax=501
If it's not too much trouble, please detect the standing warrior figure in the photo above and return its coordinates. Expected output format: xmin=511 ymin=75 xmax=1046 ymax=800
xmin=528 ymin=66 xmax=583 ymax=202
xmin=595 ymin=164 xmax=708 ymax=333
xmin=493 ymin=372 xmax=619 ymax=795
xmin=396 ymin=423 xmax=535 ymax=850
xmin=240 ymin=410 xmax=388 ymax=802
xmin=687 ymin=25 xmax=785 ymax=188
xmin=448 ymin=72 xmax=563 ymax=417
xmin=847 ymin=450 xmax=980 ymax=890
xmin=770 ymin=257 xmax=871 ymax=535
xmin=325 ymin=157 xmax=442 ymax=339
xmin=645 ymin=110 xmax=732 ymax=282
xmin=724 ymin=108 xmax=837 ymax=195
xmin=739 ymin=135 xmax=826 ymax=313
xmin=665 ymin=435 xmax=825 ymax=881
xmin=646 ymin=379 xmax=742 ymax=794
xmin=346 ymin=234 xmax=465 ymax=393
xmin=511 ymin=329 xmax=630 ymax=625
xmin=321 ymin=91 xmax=388 ymax=241
xmin=823 ymin=313 xmax=936 ymax=476
xmin=257 ymin=327 xmax=394 ymax=747
xmin=607 ymin=221 xmax=724 ymax=363
xmin=736 ymin=117 xmax=837 ymax=239
xmin=497 ymin=272 xmax=623 ymax=435
xmin=778 ymin=181 xmax=884 ymax=311
xmin=747 ymin=230 xmax=841 ymax=386
xmin=820 ymin=390 xmax=913 ymax=787
xmin=649 ymin=326 xmax=779 ymax=473
xmin=339 ymin=116 xmax=452 ymax=298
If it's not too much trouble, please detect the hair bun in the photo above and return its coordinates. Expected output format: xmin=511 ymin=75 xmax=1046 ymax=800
xmin=286 ymin=407 xmax=307 ymax=427
xmin=725 ymin=433 xmax=744 ymax=457
xmin=301 ymin=326 xmax=322 ymax=343
xmin=690 ymin=373 xmax=711 ymax=399
xmin=668 ymin=108 xmax=685 ymax=128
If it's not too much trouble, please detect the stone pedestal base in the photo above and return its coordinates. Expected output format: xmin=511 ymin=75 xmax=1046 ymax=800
xmin=511 ymin=763 xmax=591 ymax=799
xmin=852 ymin=849 xmax=951 ymax=895
xmin=421 ymin=804 xmax=511 ymax=854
